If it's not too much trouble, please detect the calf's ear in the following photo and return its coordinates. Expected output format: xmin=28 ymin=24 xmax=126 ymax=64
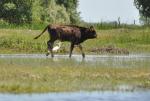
xmin=90 ymin=26 xmax=94 ymax=31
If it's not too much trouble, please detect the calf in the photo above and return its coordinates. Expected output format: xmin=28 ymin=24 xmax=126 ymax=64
xmin=34 ymin=25 xmax=97 ymax=58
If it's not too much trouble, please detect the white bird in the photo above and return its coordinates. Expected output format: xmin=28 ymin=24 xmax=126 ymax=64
xmin=52 ymin=42 xmax=62 ymax=52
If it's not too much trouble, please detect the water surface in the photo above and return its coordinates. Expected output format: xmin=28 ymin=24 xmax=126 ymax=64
xmin=0 ymin=91 xmax=150 ymax=101
xmin=0 ymin=54 xmax=149 ymax=68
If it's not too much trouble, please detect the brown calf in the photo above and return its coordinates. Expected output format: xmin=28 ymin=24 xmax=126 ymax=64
xmin=34 ymin=25 xmax=97 ymax=58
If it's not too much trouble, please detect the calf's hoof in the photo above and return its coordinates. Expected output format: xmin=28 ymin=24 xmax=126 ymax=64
xmin=46 ymin=53 xmax=49 ymax=56
xmin=51 ymin=54 xmax=54 ymax=58
xmin=82 ymin=53 xmax=85 ymax=58
xmin=69 ymin=55 xmax=72 ymax=58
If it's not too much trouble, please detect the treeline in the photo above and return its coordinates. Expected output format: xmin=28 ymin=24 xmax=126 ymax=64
xmin=0 ymin=0 xmax=80 ymax=24
xmin=0 ymin=0 xmax=150 ymax=27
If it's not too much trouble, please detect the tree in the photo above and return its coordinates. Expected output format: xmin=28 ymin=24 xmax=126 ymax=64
xmin=40 ymin=0 xmax=70 ymax=24
xmin=55 ymin=0 xmax=78 ymax=10
xmin=55 ymin=0 xmax=80 ymax=24
xmin=0 ymin=0 xmax=80 ymax=24
xmin=134 ymin=0 xmax=150 ymax=18
xmin=139 ymin=15 xmax=150 ymax=25
xmin=0 ymin=0 xmax=32 ymax=24
xmin=31 ymin=0 xmax=42 ymax=23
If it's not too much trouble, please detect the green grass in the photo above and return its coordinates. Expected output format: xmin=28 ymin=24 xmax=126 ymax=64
xmin=0 ymin=21 xmax=47 ymax=30
xmin=0 ymin=29 xmax=48 ymax=53
xmin=0 ymin=27 xmax=150 ymax=54
xmin=83 ymin=28 xmax=150 ymax=53
xmin=0 ymin=58 xmax=150 ymax=93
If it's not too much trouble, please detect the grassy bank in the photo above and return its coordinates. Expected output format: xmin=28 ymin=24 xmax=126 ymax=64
xmin=0 ymin=58 xmax=150 ymax=93
xmin=0 ymin=27 xmax=150 ymax=54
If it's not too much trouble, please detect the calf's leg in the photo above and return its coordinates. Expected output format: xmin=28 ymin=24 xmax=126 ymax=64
xmin=78 ymin=44 xmax=85 ymax=58
xmin=46 ymin=40 xmax=54 ymax=57
xmin=69 ymin=43 xmax=74 ymax=58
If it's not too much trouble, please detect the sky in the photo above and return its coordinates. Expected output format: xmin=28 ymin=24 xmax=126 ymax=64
xmin=77 ymin=0 xmax=140 ymax=24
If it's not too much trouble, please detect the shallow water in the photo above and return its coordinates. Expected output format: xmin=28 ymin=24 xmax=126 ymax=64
xmin=0 ymin=54 xmax=150 ymax=59
xmin=0 ymin=54 xmax=150 ymax=68
xmin=0 ymin=91 xmax=150 ymax=101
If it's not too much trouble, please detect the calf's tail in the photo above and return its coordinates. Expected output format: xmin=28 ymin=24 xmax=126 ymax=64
xmin=34 ymin=25 xmax=49 ymax=39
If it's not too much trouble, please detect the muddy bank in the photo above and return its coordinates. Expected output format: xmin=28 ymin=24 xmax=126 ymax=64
xmin=90 ymin=46 xmax=129 ymax=54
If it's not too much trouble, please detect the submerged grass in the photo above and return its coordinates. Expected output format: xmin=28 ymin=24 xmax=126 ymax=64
xmin=0 ymin=27 xmax=150 ymax=54
xmin=0 ymin=58 xmax=150 ymax=93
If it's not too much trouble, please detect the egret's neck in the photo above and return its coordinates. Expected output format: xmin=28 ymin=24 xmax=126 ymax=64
xmin=58 ymin=43 xmax=61 ymax=47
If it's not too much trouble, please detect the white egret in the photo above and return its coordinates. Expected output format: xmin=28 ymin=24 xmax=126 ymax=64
xmin=52 ymin=42 xmax=62 ymax=52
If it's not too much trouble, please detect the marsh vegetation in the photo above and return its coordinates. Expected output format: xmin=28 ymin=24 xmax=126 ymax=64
xmin=0 ymin=55 xmax=149 ymax=93
xmin=0 ymin=23 xmax=150 ymax=93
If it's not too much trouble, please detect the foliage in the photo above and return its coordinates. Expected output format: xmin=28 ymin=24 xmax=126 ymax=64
xmin=134 ymin=0 xmax=150 ymax=24
xmin=134 ymin=0 xmax=150 ymax=18
xmin=0 ymin=0 xmax=32 ymax=24
xmin=0 ymin=0 xmax=80 ymax=24
xmin=40 ymin=0 xmax=70 ymax=24
xmin=56 ymin=0 xmax=78 ymax=10
xmin=55 ymin=0 xmax=80 ymax=24
xmin=139 ymin=15 xmax=150 ymax=25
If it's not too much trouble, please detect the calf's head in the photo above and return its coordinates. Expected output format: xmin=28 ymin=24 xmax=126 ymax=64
xmin=86 ymin=26 xmax=97 ymax=39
